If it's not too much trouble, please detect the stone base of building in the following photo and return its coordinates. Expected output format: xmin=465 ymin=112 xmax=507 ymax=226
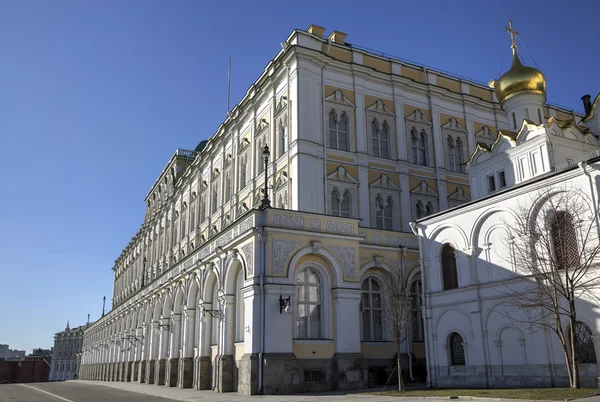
xmin=126 ymin=361 xmax=133 ymax=382
xmin=237 ymin=353 xmax=259 ymax=395
xmin=138 ymin=360 xmax=146 ymax=383
xmin=177 ymin=357 xmax=193 ymax=388
xmin=259 ymin=352 xmax=368 ymax=395
xmin=193 ymin=356 xmax=211 ymax=390
xmin=166 ymin=358 xmax=179 ymax=387
xmin=156 ymin=359 xmax=166 ymax=385
xmin=213 ymin=354 xmax=234 ymax=393
xmin=132 ymin=361 xmax=139 ymax=383
xmin=146 ymin=360 xmax=156 ymax=384
xmin=431 ymin=363 xmax=600 ymax=388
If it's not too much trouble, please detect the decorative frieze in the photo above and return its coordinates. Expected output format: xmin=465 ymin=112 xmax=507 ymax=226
xmin=272 ymin=240 xmax=300 ymax=273
xmin=241 ymin=243 xmax=254 ymax=275
xmin=325 ymin=220 xmax=354 ymax=235
xmin=385 ymin=235 xmax=405 ymax=247
xmin=239 ymin=217 xmax=253 ymax=234
xmin=272 ymin=214 xmax=304 ymax=230
xmin=330 ymin=245 xmax=356 ymax=277
xmin=309 ymin=218 xmax=321 ymax=231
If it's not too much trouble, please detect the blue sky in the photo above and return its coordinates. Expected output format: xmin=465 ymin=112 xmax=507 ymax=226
xmin=0 ymin=0 xmax=598 ymax=352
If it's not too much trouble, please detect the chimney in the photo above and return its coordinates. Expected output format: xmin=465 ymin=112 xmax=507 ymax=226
xmin=328 ymin=30 xmax=347 ymax=45
xmin=307 ymin=25 xmax=326 ymax=38
xmin=582 ymin=94 xmax=592 ymax=116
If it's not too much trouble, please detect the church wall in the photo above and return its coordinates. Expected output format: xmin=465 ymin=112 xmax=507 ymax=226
xmin=418 ymin=163 xmax=600 ymax=388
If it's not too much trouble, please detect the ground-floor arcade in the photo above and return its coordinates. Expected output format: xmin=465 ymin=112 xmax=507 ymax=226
xmin=79 ymin=209 xmax=426 ymax=395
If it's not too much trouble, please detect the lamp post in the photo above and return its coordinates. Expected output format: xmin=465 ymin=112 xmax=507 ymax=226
xmin=102 ymin=296 xmax=106 ymax=317
xmin=260 ymin=145 xmax=271 ymax=210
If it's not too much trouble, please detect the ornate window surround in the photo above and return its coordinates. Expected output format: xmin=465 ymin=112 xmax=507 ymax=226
xmin=405 ymin=109 xmax=434 ymax=167
xmin=366 ymin=99 xmax=396 ymax=160
xmin=369 ymin=174 xmax=401 ymax=230
xmin=410 ymin=181 xmax=438 ymax=220
xmin=293 ymin=262 xmax=331 ymax=340
xmin=326 ymin=166 xmax=358 ymax=218
xmin=474 ymin=125 xmax=497 ymax=149
xmin=325 ymin=90 xmax=356 ymax=152
xmin=273 ymin=171 xmax=289 ymax=209
xmin=442 ymin=118 xmax=468 ymax=173
xmin=447 ymin=187 xmax=471 ymax=209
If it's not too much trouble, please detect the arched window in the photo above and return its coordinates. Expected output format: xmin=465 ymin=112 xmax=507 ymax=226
xmin=331 ymin=189 xmax=341 ymax=216
xmin=426 ymin=201 xmax=434 ymax=216
xmin=331 ymin=188 xmax=352 ymax=218
xmin=173 ymin=213 xmax=180 ymax=246
xmin=371 ymin=120 xmax=380 ymax=157
xmin=416 ymin=200 xmax=424 ymax=219
xmin=550 ymin=211 xmax=579 ymax=270
xmin=341 ymin=190 xmax=351 ymax=218
xmin=225 ymin=173 xmax=231 ymax=201
xmin=411 ymin=280 xmax=424 ymax=341
xmin=371 ymin=120 xmax=390 ymax=159
xmin=240 ymin=156 xmax=247 ymax=188
xmin=456 ymin=138 xmax=464 ymax=171
xmin=257 ymin=139 xmax=264 ymax=174
xmin=412 ymin=128 xmax=428 ymax=166
xmin=211 ymin=186 xmax=219 ymax=214
xmin=181 ymin=202 xmax=188 ymax=237
xmin=328 ymin=110 xmax=349 ymax=151
xmin=278 ymin=121 xmax=287 ymax=159
xmin=338 ymin=113 xmax=349 ymax=151
xmin=361 ymin=278 xmax=383 ymax=341
xmin=384 ymin=196 xmax=393 ymax=230
xmin=295 ymin=267 xmax=322 ymax=339
xmin=200 ymin=195 xmax=206 ymax=222
xmin=449 ymin=332 xmax=465 ymax=365
xmin=441 ymin=244 xmax=459 ymax=290
xmin=572 ymin=322 xmax=597 ymax=363
xmin=235 ymin=271 xmax=245 ymax=342
xmin=447 ymin=137 xmax=456 ymax=171
xmin=375 ymin=195 xmax=384 ymax=229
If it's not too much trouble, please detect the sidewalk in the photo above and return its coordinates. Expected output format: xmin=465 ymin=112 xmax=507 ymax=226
xmin=72 ymin=380 xmax=404 ymax=401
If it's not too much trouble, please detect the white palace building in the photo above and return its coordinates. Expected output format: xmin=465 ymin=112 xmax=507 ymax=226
xmin=78 ymin=23 xmax=600 ymax=394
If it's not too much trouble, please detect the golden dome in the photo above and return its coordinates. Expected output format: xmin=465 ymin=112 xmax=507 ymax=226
xmin=495 ymin=47 xmax=546 ymax=103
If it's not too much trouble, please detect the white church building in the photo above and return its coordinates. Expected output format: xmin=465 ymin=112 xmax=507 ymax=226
xmin=78 ymin=22 xmax=600 ymax=394
xmin=412 ymin=27 xmax=600 ymax=388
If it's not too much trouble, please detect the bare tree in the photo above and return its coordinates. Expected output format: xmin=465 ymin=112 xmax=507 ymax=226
xmin=502 ymin=186 xmax=600 ymax=388
xmin=380 ymin=248 xmax=414 ymax=391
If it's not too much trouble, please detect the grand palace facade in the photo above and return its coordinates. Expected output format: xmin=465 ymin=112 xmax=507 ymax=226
xmin=78 ymin=24 xmax=598 ymax=394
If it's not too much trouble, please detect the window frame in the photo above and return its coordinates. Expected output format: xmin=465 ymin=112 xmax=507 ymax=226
xmin=441 ymin=243 xmax=459 ymax=291
xmin=294 ymin=264 xmax=330 ymax=340
xmin=361 ymin=277 xmax=384 ymax=341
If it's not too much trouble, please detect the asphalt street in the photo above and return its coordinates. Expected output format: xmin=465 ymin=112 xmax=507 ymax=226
xmin=0 ymin=382 xmax=182 ymax=402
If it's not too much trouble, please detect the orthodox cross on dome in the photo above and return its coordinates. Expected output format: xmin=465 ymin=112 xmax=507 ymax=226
xmin=505 ymin=19 xmax=519 ymax=49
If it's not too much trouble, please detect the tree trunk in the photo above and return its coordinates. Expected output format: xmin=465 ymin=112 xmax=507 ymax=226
xmin=569 ymin=313 xmax=580 ymax=388
xmin=397 ymin=345 xmax=404 ymax=392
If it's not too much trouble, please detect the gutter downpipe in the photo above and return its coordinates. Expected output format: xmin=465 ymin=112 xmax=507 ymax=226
xmin=322 ymin=39 xmax=332 ymax=213
xmin=257 ymin=225 xmax=267 ymax=394
xmin=410 ymin=221 xmax=432 ymax=388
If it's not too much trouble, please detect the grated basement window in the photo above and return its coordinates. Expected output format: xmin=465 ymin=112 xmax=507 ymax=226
xmin=304 ymin=370 xmax=324 ymax=383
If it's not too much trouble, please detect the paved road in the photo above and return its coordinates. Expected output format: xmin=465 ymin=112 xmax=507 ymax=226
xmin=0 ymin=382 xmax=182 ymax=402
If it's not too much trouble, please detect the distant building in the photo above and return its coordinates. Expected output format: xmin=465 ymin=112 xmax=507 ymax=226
xmin=49 ymin=322 xmax=89 ymax=381
xmin=30 ymin=348 xmax=52 ymax=358
xmin=0 ymin=358 xmax=51 ymax=384
xmin=0 ymin=344 xmax=26 ymax=359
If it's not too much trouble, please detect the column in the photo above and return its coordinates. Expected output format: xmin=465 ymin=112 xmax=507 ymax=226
xmin=358 ymin=165 xmax=370 ymax=227
xmin=179 ymin=308 xmax=195 ymax=388
xmin=156 ymin=318 xmax=169 ymax=385
xmin=216 ymin=296 xmax=234 ymax=392
xmin=166 ymin=313 xmax=181 ymax=387
xmin=146 ymin=322 xmax=158 ymax=384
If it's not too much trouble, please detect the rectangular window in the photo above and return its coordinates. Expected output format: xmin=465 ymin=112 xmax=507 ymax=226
xmin=498 ymin=170 xmax=507 ymax=188
xmin=487 ymin=175 xmax=496 ymax=194
xmin=304 ymin=370 xmax=324 ymax=384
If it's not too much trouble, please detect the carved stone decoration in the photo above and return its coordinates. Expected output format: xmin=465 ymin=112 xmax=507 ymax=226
xmin=309 ymin=218 xmax=321 ymax=231
xmin=311 ymin=241 xmax=322 ymax=254
xmin=359 ymin=257 xmax=369 ymax=266
xmin=241 ymin=243 xmax=254 ymax=275
xmin=372 ymin=233 xmax=381 ymax=245
xmin=272 ymin=240 xmax=299 ymax=273
xmin=385 ymin=235 xmax=405 ymax=247
xmin=325 ymin=220 xmax=354 ymax=235
xmin=359 ymin=231 xmax=366 ymax=239
xmin=330 ymin=245 xmax=356 ymax=277
xmin=239 ymin=217 xmax=253 ymax=234
xmin=273 ymin=214 xmax=304 ymax=230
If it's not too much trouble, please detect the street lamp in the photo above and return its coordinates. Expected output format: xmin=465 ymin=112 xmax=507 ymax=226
xmin=260 ymin=145 xmax=271 ymax=210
